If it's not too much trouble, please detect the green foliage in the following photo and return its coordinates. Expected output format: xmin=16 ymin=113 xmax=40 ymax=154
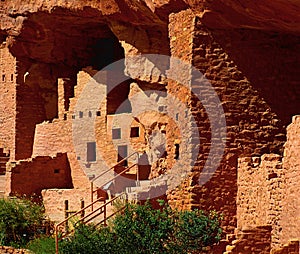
xmin=27 ymin=236 xmax=56 ymax=254
xmin=60 ymin=224 xmax=117 ymax=254
xmin=112 ymin=202 xmax=174 ymax=254
xmin=0 ymin=198 xmax=45 ymax=247
xmin=172 ymin=210 xmax=223 ymax=253
xmin=60 ymin=201 xmax=222 ymax=254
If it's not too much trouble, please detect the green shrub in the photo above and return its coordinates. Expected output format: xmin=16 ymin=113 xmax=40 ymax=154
xmin=27 ymin=236 xmax=56 ymax=254
xmin=0 ymin=198 xmax=45 ymax=247
xmin=60 ymin=224 xmax=117 ymax=254
xmin=60 ymin=201 xmax=222 ymax=254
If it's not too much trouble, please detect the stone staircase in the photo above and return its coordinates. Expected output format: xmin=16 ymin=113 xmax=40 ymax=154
xmin=125 ymin=179 xmax=168 ymax=201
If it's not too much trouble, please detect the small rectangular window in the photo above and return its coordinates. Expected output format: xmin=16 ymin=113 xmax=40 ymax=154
xmin=130 ymin=127 xmax=139 ymax=138
xmin=79 ymin=111 xmax=83 ymax=118
xmin=112 ymin=128 xmax=121 ymax=139
xmin=87 ymin=142 xmax=96 ymax=162
xmin=175 ymin=144 xmax=180 ymax=160
xmin=118 ymin=145 xmax=128 ymax=167
xmin=88 ymin=111 xmax=92 ymax=117
xmin=96 ymin=111 xmax=101 ymax=116
xmin=54 ymin=169 xmax=60 ymax=174
xmin=2 ymin=74 xmax=5 ymax=82
xmin=10 ymin=74 xmax=13 ymax=81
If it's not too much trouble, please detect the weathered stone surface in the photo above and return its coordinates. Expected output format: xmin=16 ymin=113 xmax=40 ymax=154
xmin=0 ymin=1 xmax=299 ymax=253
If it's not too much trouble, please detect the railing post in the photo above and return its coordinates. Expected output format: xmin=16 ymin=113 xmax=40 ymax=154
xmin=137 ymin=153 xmax=139 ymax=182
xmin=91 ymin=182 xmax=94 ymax=211
xmin=81 ymin=200 xmax=85 ymax=219
xmin=64 ymin=200 xmax=69 ymax=232
xmin=55 ymin=226 xmax=59 ymax=254
xmin=104 ymin=203 xmax=107 ymax=226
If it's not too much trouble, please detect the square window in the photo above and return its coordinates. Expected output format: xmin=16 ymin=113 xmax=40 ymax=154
xmin=96 ymin=111 xmax=101 ymax=116
xmin=54 ymin=169 xmax=60 ymax=174
xmin=130 ymin=127 xmax=139 ymax=138
xmin=158 ymin=105 xmax=165 ymax=112
xmin=112 ymin=128 xmax=121 ymax=139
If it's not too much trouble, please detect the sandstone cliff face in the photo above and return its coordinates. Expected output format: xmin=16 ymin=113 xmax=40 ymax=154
xmin=0 ymin=1 xmax=299 ymax=252
xmin=1 ymin=0 xmax=300 ymax=37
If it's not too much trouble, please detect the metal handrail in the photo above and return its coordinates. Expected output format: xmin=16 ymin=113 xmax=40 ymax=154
xmin=92 ymin=163 xmax=137 ymax=196
xmin=76 ymin=192 xmax=127 ymax=226
xmin=94 ymin=205 xmax=126 ymax=228
xmin=55 ymin=192 xmax=127 ymax=254
xmin=91 ymin=152 xmax=139 ymax=206
xmin=91 ymin=151 xmax=139 ymax=183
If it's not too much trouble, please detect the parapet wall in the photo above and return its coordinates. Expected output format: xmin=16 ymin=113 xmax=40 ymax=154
xmin=237 ymin=154 xmax=284 ymax=248
xmin=280 ymin=115 xmax=300 ymax=245
xmin=5 ymin=153 xmax=73 ymax=197
xmin=237 ymin=115 xmax=300 ymax=250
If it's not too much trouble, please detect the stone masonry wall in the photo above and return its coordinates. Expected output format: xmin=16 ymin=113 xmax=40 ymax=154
xmin=166 ymin=9 xmax=202 ymax=213
xmin=166 ymin=9 xmax=285 ymax=234
xmin=31 ymin=70 xmax=97 ymax=221
xmin=237 ymin=154 xmax=284 ymax=248
xmin=0 ymin=246 xmax=29 ymax=254
xmin=5 ymin=153 xmax=72 ymax=197
xmin=0 ymin=46 xmax=16 ymax=157
xmin=271 ymin=240 xmax=300 ymax=254
xmin=14 ymin=60 xmax=59 ymax=160
xmin=224 ymin=226 xmax=272 ymax=254
xmin=280 ymin=115 xmax=300 ymax=245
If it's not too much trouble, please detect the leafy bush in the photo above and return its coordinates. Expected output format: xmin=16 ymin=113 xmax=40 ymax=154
xmin=60 ymin=224 xmax=117 ymax=254
xmin=60 ymin=201 xmax=222 ymax=254
xmin=27 ymin=236 xmax=56 ymax=254
xmin=0 ymin=198 xmax=45 ymax=247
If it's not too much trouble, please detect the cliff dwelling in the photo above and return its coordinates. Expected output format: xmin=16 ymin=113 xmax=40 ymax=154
xmin=0 ymin=0 xmax=300 ymax=253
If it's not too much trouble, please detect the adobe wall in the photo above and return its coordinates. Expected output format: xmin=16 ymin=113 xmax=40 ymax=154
xmin=0 ymin=46 xmax=16 ymax=157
